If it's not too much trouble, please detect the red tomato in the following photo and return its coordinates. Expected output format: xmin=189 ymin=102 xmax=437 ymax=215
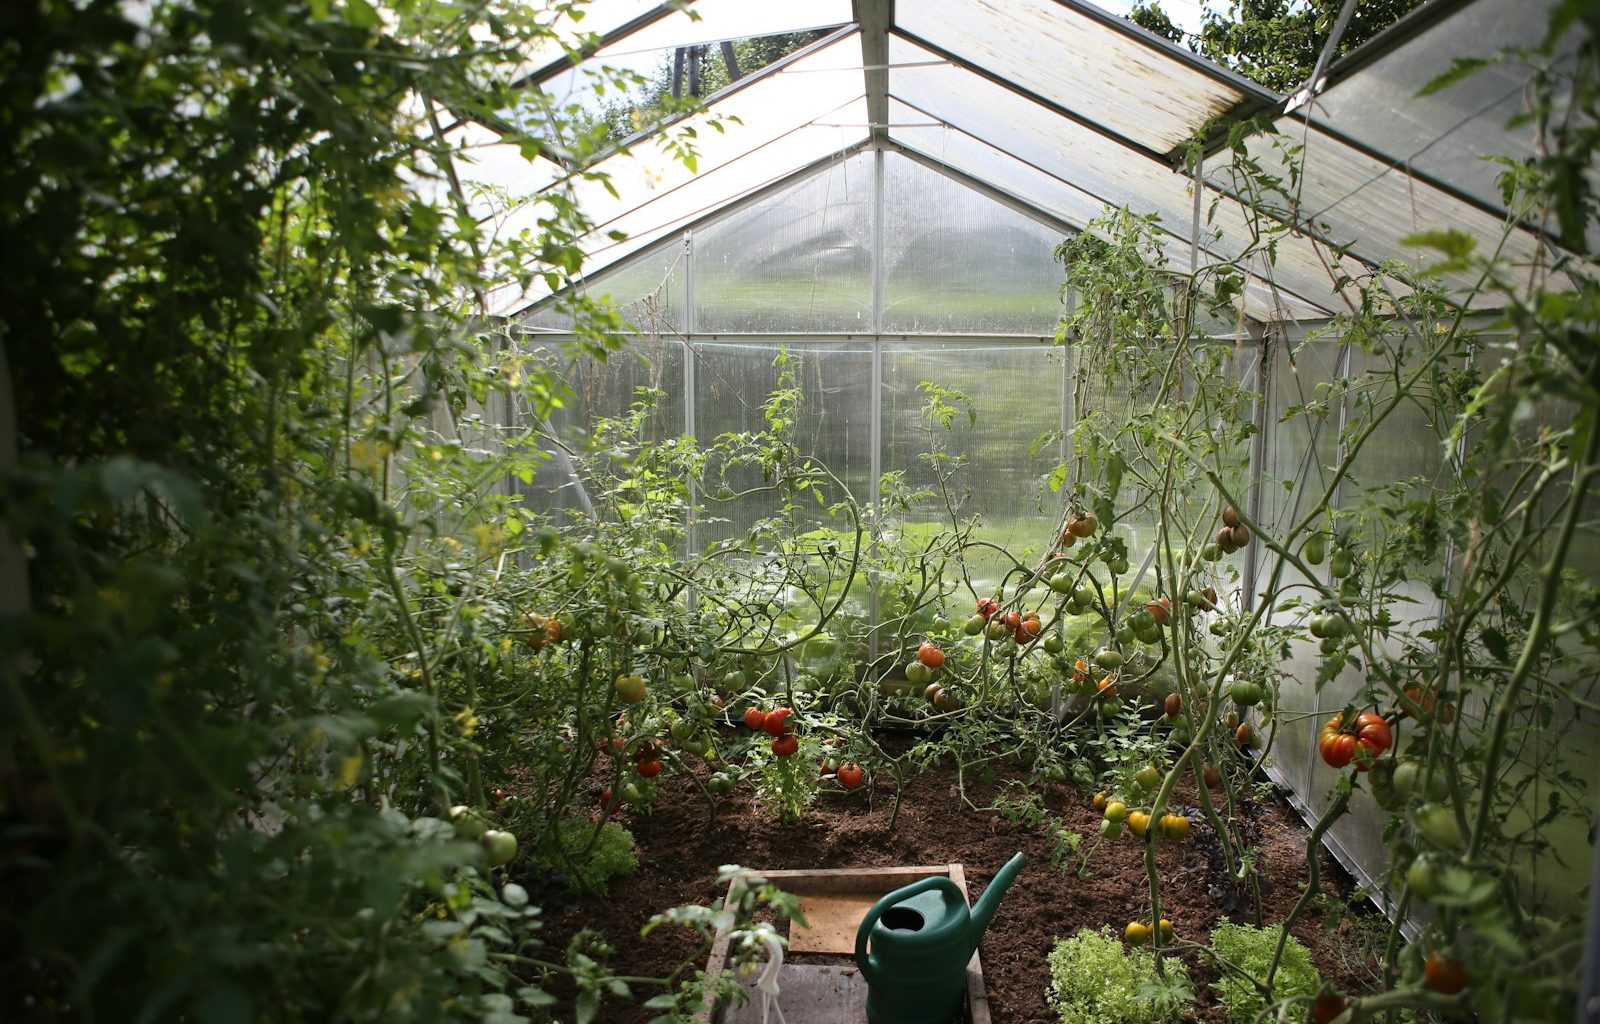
xmin=1014 ymin=618 xmax=1043 ymax=643
xmin=763 ymin=707 xmax=794 ymax=737
xmin=836 ymin=762 xmax=864 ymax=789
xmin=917 ymin=642 xmax=945 ymax=669
xmin=635 ymin=758 xmax=663 ymax=778
xmin=1423 ymin=952 xmax=1469 ymax=995
xmin=598 ymin=787 xmax=622 ymax=812
xmin=976 ymin=597 xmax=999 ymax=621
xmin=743 ymin=707 xmax=767 ymax=731
xmin=1310 ymin=992 xmax=1348 ymax=1024
xmin=771 ymin=734 xmax=799 ymax=758
xmin=1320 ymin=711 xmax=1393 ymax=771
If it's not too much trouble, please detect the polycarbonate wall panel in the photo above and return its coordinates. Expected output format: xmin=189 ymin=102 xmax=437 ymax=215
xmin=690 ymin=341 xmax=875 ymax=551
xmin=898 ymin=0 xmax=1254 ymax=154
xmin=524 ymin=240 xmax=686 ymax=333
xmin=882 ymin=341 xmax=1068 ymax=592
xmin=881 ymin=154 xmax=1069 ymax=335
xmin=693 ymin=154 xmax=874 ymax=332
xmin=518 ymin=335 xmax=688 ymax=520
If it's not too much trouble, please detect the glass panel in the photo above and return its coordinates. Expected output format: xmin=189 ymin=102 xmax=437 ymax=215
xmin=881 ymin=153 xmax=1069 ymax=335
xmin=515 ymin=0 xmax=663 ymax=79
xmin=882 ymin=340 xmax=1068 ymax=591
xmin=690 ymin=341 xmax=874 ymax=551
xmin=899 ymin=0 xmax=1253 ymax=155
xmin=693 ymin=153 xmax=874 ymax=332
xmin=594 ymin=0 xmax=853 ymax=57
xmin=523 ymin=239 xmax=686 ymax=334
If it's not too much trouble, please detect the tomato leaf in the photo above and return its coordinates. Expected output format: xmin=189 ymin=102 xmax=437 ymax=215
xmin=575 ymin=988 xmax=600 ymax=1024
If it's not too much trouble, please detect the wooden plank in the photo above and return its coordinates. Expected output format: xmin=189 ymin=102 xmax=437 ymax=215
xmin=947 ymin=862 xmax=991 ymax=1024
xmin=718 ymin=964 xmax=868 ymax=1024
xmin=789 ymin=892 xmax=878 ymax=953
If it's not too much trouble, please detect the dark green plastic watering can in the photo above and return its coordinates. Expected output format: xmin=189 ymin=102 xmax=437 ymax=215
xmin=854 ymin=853 xmax=1027 ymax=1024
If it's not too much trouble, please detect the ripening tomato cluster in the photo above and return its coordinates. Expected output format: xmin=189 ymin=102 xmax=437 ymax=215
xmin=744 ymin=705 xmax=799 ymax=757
xmin=1318 ymin=710 xmax=1393 ymax=771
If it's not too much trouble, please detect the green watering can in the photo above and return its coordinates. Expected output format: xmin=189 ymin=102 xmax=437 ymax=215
xmin=854 ymin=853 xmax=1028 ymax=1024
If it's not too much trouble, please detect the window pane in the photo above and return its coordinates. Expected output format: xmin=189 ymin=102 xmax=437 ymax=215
xmin=693 ymin=154 xmax=874 ymax=332
xmin=881 ymin=154 xmax=1069 ymax=335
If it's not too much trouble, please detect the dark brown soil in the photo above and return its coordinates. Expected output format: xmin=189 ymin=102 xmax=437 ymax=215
xmin=534 ymin=737 xmax=1384 ymax=1023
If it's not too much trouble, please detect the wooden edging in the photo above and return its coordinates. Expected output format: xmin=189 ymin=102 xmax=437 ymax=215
xmin=699 ymin=864 xmax=991 ymax=1024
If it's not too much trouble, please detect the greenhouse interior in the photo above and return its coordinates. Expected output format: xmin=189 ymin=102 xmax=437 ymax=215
xmin=3 ymin=0 xmax=1598 ymax=1022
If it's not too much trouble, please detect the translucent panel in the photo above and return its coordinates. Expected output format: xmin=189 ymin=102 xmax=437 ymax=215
xmin=1211 ymin=124 xmax=1553 ymax=304
xmin=882 ymin=341 xmax=1069 ymax=589
xmin=486 ymin=35 xmax=869 ymax=315
xmin=887 ymin=108 xmax=1330 ymax=323
xmin=444 ymin=120 xmax=563 ymax=221
xmin=516 ymin=335 xmax=688 ymax=519
xmin=516 ymin=0 xmax=663 ymax=78
xmin=899 ymin=0 xmax=1256 ymax=155
xmin=881 ymin=154 xmax=1068 ymax=335
xmin=888 ymin=36 xmax=1343 ymax=322
xmin=693 ymin=153 xmax=874 ymax=332
xmin=690 ymin=341 xmax=874 ymax=551
xmin=1310 ymin=0 xmax=1555 ymax=212
xmin=523 ymin=239 xmax=686 ymax=334
xmin=593 ymin=0 xmax=853 ymax=57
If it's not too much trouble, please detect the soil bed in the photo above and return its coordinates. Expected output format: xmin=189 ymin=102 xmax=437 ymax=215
xmin=536 ymin=739 xmax=1382 ymax=1023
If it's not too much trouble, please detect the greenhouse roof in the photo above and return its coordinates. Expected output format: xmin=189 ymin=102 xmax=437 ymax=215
xmin=448 ymin=0 xmax=1572 ymax=325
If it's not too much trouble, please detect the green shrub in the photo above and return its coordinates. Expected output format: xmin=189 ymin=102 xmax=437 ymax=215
xmin=1046 ymin=927 xmax=1193 ymax=1024
xmin=1208 ymin=919 xmax=1322 ymax=1023
xmin=537 ymin=818 xmax=638 ymax=896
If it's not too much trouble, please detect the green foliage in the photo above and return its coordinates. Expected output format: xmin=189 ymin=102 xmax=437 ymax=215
xmin=537 ymin=819 xmax=639 ymax=897
xmin=1045 ymin=927 xmax=1194 ymax=1024
xmin=1129 ymin=0 xmax=1425 ymax=93
xmin=1207 ymin=920 xmax=1322 ymax=1024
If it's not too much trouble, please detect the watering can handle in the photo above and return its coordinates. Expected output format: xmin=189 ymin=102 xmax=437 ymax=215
xmin=854 ymin=875 xmax=965 ymax=984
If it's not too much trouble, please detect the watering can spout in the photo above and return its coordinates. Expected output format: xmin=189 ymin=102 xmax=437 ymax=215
xmin=966 ymin=852 xmax=1027 ymax=957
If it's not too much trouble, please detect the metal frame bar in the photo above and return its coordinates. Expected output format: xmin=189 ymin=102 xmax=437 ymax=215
xmin=856 ymin=0 xmax=893 ymax=147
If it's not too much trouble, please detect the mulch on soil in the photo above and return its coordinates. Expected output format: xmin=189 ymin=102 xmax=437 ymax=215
xmin=534 ymin=739 xmax=1382 ymax=1024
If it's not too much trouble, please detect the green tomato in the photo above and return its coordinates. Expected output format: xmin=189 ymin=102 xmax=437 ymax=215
xmin=1303 ymin=534 xmax=1326 ymax=565
xmin=963 ymin=614 xmax=986 ymax=636
xmin=1042 ymin=633 xmax=1065 ymax=654
xmin=682 ymin=733 xmax=713 ymax=757
xmin=1414 ymin=803 xmax=1464 ymax=850
xmin=1093 ymin=647 xmax=1125 ymax=670
xmin=1201 ymin=543 xmax=1221 ymax=561
xmin=1134 ymin=766 xmax=1160 ymax=791
xmin=905 ymin=661 xmax=933 ymax=686
xmin=1049 ymin=573 xmax=1075 ymax=594
xmin=1391 ymin=759 xmax=1420 ymax=801
xmin=1101 ymin=697 xmax=1124 ymax=716
xmin=450 ymin=805 xmax=489 ymax=840
xmin=480 ymin=829 xmax=519 ymax=868
xmin=1407 ymin=854 xmax=1440 ymax=898
xmin=1329 ymin=549 xmax=1353 ymax=578
xmin=1109 ymin=558 xmax=1130 ymax=576
xmin=1100 ymin=818 xmax=1124 ymax=839
xmin=708 ymin=772 xmax=735 ymax=795
xmin=932 ymin=615 xmax=950 ymax=633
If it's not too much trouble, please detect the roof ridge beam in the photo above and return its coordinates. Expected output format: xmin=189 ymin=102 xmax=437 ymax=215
xmin=855 ymin=0 xmax=893 ymax=145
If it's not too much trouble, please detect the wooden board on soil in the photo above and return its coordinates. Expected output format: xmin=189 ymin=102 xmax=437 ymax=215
xmin=703 ymin=865 xmax=990 ymax=1024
